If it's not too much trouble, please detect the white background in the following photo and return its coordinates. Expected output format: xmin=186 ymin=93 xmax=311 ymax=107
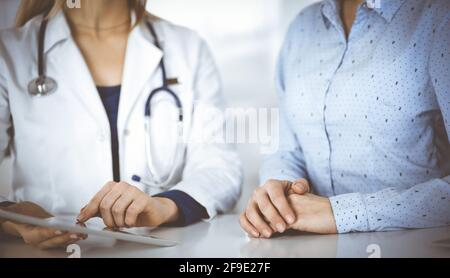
xmin=0 ymin=0 xmax=318 ymax=212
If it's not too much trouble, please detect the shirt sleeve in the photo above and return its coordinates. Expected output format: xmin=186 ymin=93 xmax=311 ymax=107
xmin=329 ymin=13 xmax=450 ymax=233
xmin=154 ymin=190 xmax=208 ymax=226
xmin=259 ymin=20 xmax=308 ymax=184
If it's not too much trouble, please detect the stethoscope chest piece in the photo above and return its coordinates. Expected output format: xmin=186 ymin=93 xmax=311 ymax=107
xmin=28 ymin=76 xmax=57 ymax=97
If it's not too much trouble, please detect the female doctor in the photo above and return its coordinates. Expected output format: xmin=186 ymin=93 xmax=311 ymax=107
xmin=0 ymin=0 xmax=242 ymax=249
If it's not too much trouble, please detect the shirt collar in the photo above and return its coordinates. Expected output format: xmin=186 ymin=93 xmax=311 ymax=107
xmin=321 ymin=0 xmax=407 ymax=29
xmin=367 ymin=0 xmax=407 ymax=22
xmin=321 ymin=0 xmax=339 ymax=30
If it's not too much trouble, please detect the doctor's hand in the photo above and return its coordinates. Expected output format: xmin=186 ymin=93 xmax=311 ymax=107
xmin=0 ymin=202 xmax=86 ymax=249
xmin=78 ymin=182 xmax=179 ymax=228
xmin=239 ymin=179 xmax=310 ymax=238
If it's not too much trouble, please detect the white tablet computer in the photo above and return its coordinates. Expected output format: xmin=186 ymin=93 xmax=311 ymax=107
xmin=0 ymin=209 xmax=178 ymax=247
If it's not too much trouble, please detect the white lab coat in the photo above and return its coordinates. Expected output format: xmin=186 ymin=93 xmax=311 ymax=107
xmin=0 ymin=11 xmax=243 ymax=219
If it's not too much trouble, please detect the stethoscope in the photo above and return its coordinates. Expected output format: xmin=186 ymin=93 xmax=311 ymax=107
xmin=29 ymin=16 xmax=185 ymax=189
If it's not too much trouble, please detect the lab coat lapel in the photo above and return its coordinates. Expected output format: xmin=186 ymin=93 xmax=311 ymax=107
xmin=45 ymin=12 xmax=110 ymax=128
xmin=118 ymin=21 xmax=163 ymax=134
xmin=56 ymin=42 xmax=110 ymax=128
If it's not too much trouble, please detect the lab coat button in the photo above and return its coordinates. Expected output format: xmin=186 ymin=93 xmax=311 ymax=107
xmin=124 ymin=129 xmax=130 ymax=136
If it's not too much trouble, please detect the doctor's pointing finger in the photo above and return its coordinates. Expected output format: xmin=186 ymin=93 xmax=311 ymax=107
xmin=78 ymin=182 xmax=179 ymax=228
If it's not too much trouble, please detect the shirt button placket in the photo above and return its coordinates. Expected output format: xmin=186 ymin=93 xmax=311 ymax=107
xmin=323 ymin=41 xmax=348 ymax=195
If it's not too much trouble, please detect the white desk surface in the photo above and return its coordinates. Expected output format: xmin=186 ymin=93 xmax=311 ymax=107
xmin=1 ymin=215 xmax=449 ymax=258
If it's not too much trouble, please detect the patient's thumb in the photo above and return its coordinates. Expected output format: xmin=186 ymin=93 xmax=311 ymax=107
xmin=291 ymin=179 xmax=310 ymax=194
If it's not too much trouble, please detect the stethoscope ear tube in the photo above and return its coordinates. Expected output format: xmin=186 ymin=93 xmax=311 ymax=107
xmin=145 ymin=87 xmax=183 ymax=118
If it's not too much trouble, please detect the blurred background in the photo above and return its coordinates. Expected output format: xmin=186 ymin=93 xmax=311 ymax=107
xmin=0 ymin=0 xmax=318 ymax=212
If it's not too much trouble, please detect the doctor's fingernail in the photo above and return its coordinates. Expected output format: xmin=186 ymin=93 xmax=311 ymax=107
xmin=55 ymin=230 xmax=63 ymax=235
xmin=263 ymin=230 xmax=271 ymax=238
xmin=286 ymin=215 xmax=295 ymax=224
xmin=276 ymin=223 xmax=285 ymax=233
xmin=251 ymin=231 xmax=259 ymax=237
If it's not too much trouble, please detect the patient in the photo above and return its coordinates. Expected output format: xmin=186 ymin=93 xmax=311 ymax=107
xmin=240 ymin=0 xmax=450 ymax=237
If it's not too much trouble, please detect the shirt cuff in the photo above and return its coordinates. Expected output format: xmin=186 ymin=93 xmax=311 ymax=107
xmin=154 ymin=190 xmax=208 ymax=227
xmin=329 ymin=193 xmax=370 ymax=233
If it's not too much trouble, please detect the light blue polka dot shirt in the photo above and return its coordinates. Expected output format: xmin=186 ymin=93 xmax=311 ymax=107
xmin=260 ymin=0 xmax=450 ymax=233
